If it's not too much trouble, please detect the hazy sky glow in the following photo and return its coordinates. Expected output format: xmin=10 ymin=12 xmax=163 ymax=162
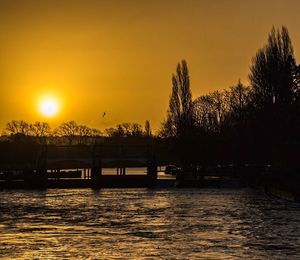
xmin=1 ymin=0 xmax=300 ymax=131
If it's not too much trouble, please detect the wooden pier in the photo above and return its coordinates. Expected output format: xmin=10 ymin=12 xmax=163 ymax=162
xmin=0 ymin=144 xmax=157 ymax=189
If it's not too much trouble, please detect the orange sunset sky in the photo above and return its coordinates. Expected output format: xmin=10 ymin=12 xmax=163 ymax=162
xmin=1 ymin=0 xmax=300 ymax=131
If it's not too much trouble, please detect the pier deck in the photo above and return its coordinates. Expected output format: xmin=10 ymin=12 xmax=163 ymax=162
xmin=0 ymin=144 xmax=158 ymax=189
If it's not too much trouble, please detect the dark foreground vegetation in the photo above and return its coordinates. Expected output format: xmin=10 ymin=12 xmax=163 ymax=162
xmin=158 ymin=26 xmax=299 ymax=198
xmin=0 ymin=26 xmax=299 ymax=197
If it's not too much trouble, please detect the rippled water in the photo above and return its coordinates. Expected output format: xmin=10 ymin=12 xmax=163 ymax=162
xmin=1 ymin=188 xmax=300 ymax=259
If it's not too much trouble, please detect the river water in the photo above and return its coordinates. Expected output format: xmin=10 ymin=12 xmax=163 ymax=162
xmin=0 ymin=188 xmax=300 ymax=259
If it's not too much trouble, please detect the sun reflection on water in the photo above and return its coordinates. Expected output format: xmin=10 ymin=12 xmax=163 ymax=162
xmin=0 ymin=189 xmax=300 ymax=259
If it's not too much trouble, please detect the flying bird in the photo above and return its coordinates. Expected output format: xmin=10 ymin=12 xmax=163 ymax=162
xmin=102 ymin=112 xmax=106 ymax=118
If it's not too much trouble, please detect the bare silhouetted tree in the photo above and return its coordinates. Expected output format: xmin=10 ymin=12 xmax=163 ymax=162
xmin=211 ymin=90 xmax=227 ymax=130
xmin=131 ymin=123 xmax=143 ymax=136
xmin=54 ymin=121 xmax=101 ymax=144
xmin=193 ymin=94 xmax=217 ymax=132
xmin=55 ymin=121 xmax=78 ymax=144
xmin=193 ymin=90 xmax=230 ymax=132
xmin=30 ymin=122 xmax=51 ymax=137
xmin=104 ymin=123 xmax=143 ymax=137
xmin=5 ymin=120 xmax=31 ymax=136
xmin=225 ymin=80 xmax=251 ymax=123
xmin=30 ymin=121 xmax=51 ymax=144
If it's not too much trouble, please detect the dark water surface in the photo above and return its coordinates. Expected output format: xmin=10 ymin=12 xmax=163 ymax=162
xmin=0 ymin=188 xmax=300 ymax=259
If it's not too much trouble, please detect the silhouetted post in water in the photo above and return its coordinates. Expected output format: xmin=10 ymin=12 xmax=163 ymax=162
xmin=99 ymin=161 xmax=102 ymax=176
xmin=91 ymin=167 xmax=96 ymax=179
xmin=35 ymin=167 xmax=47 ymax=189
xmin=58 ymin=169 xmax=61 ymax=180
xmin=93 ymin=161 xmax=102 ymax=187
xmin=147 ymin=158 xmax=157 ymax=186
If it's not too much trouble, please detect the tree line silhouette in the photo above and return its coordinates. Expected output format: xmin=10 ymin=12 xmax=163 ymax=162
xmin=1 ymin=120 xmax=152 ymax=145
xmin=160 ymin=26 xmax=299 ymax=168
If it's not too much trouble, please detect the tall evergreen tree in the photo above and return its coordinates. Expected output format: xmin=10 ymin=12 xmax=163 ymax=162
xmin=144 ymin=120 xmax=152 ymax=136
xmin=161 ymin=60 xmax=194 ymax=137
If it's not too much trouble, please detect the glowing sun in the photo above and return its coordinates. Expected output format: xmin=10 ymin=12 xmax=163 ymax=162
xmin=39 ymin=98 xmax=59 ymax=117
